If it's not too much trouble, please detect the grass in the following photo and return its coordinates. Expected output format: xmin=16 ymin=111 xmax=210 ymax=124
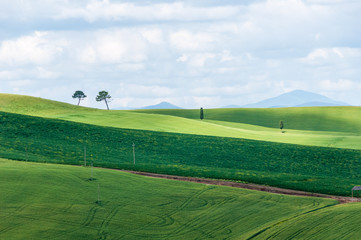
xmin=0 ymin=158 xmax=339 ymax=239
xmin=1 ymin=94 xmax=361 ymax=238
xmin=1 ymin=93 xmax=361 ymax=150
xmin=1 ymin=111 xmax=361 ymax=196
xmin=134 ymin=107 xmax=361 ymax=134
xmin=252 ymin=202 xmax=361 ymax=239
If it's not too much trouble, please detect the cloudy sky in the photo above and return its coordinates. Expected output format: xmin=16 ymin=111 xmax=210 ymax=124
xmin=0 ymin=0 xmax=360 ymax=109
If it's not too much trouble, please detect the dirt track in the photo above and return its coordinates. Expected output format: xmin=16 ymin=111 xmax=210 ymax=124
xmin=123 ymin=170 xmax=359 ymax=204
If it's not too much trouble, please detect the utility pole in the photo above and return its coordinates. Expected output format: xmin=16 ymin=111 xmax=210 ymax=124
xmin=97 ymin=183 xmax=101 ymax=204
xmin=91 ymin=162 xmax=93 ymax=180
xmin=132 ymin=143 xmax=135 ymax=165
xmin=84 ymin=145 xmax=86 ymax=167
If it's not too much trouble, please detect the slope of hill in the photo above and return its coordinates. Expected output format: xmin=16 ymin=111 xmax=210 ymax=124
xmin=242 ymin=90 xmax=349 ymax=108
xmin=135 ymin=107 xmax=361 ymax=134
xmin=1 ymin=111 xmax=361 ymax=196
xmin=0 ymin=93 xmax=96 ymax=116
xmin=294 ymin=101 xmax=347 ymax=107
xmin=0 ymin=158 xmax=343 ymax=239
xmin=252 ymin=201 xmax=361 ymax=239
xmin=1 ymin=93 xmax=360 ymax=150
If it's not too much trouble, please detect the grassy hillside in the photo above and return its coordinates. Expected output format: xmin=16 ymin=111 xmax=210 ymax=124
xmin=1 ymin=93 xmax=360 ymax=150
xmin=134 ymin=107 xmax=361 ymax=134
xmin=0 ymin=159 xmax=339 ymax=239
xmin=0 ymin=93 xmax=94 ymax=116
xmin=1 ymin=111 xmax=361 ymax=196
xmin=252 ymin=202 xmax=361 ymax=239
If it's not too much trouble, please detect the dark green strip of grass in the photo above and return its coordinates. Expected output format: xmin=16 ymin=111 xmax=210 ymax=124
xmin=0 ymin=111 xmax=360 ymax=196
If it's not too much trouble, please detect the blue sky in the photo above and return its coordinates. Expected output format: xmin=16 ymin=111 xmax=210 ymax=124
xmin=0 ymin=0 xmax=360 ymax=109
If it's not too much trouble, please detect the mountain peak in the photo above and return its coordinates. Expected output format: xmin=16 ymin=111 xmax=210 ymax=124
xmin=242 ymin=90 xmax=349 ymax=108
xmin=141 ymin=101 xmax=182 ymax=109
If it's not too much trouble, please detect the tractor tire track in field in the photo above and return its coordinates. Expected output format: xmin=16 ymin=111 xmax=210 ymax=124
xmin=97 ymin=205 xmax=120 ymax=240
xmin=118 ymin=186 xmax=213 ymax=239
xmin=245 ymin=203 xmax=336 ymax=240
xmin=0 ymin=171 xmax=39 ymax=224
xmin=167 ymin=195 xmax=237 ymax=239
xmin=82 ymin=206 xmax=99 ymax=227
xmin=119 ymin=170 xmax=360 ymax=204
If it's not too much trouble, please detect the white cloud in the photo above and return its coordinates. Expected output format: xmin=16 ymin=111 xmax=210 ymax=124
xmin=220 ymin=50 xmax=234 ymax=62
xmin=74 ymin=29 xmax=149 ymax=65
xmin=170 ymin=30 xmax=216 ymax=51
xmin=192 ymin=96 xmax=221 ymax=108
xmin=115 ymin=83 xmax=176 ymax=98
xmin=7 ymin=79 xmax=33 ymax=88
xmin=301 ymin=47 xmax=361 ymax=65
xmin=0 ymin=70 xmax=16 ymax=79
xmin=177 ymin=53 xmax=216 ymax=68
xmin=140 ymin=29 xmax=164 ymax=45
xmin=35 ymin=67 xmax=59 ymax=79
xmin=56 ymin=1 xmax=242 ymax=22
xmin=318 ymin=79 xmax=355 ymax=91
xmin=0 ymin=0 xmax=361 ymax=107
xmin=0 ymin=32 xmax=65 ymax=66
xmin=77 ymin=46 xmax=97 ymax=64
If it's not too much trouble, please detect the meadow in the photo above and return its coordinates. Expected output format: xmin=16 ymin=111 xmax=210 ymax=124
xmin=1 ymin=93 xmax=360 ymax=150
xmin=251 ymin=202 xmax=361 ymax=239
xmin=1 ymin=94 xmax=361 ymax=238
xmin=134 ymin=107 xmax=361 ymax=134
xmin=1 ymin=110 xmax=361 ymax=196
xmin=0 ymin=158 xmax=343 ymax=239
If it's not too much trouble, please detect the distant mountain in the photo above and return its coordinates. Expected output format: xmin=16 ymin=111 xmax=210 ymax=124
xmin=242 ymin=90 xmax=350 ymax=108
xmin=294 ymin=101 xmax=347 ymax=107
xmin=141 ymin=101 xmax=182 ymax=109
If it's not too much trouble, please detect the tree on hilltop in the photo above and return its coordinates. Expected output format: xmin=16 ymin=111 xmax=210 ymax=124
xmin=72 ymin=90 xmax=87 ymax=106
xmin=200 ymin=107 xmax=204 ymax=120
xmin=96 ymin=91 xmax=111 ymax=110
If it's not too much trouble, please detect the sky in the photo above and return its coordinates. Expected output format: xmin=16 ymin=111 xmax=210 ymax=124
xmin=0 ymin=0 xmax=360 ymax=109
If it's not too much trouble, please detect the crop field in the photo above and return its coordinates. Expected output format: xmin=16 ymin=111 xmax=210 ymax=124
xmin=134 ymin=107 xmax=361 ymax=134
xmin=1 ymin=94 xmax=361 ymax=238
xmin=0 ymin=158 xmax=343 ymax=239
xmin=251 ymin=202 xmax=361 ymax=239
xmin=1 ymin=93 xmax=361 ymax=150
xmin=1 ymin=111 xmax=361 ymax=196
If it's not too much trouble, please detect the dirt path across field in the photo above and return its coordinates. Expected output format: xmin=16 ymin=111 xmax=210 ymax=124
xmin=121 ymin=170 xmax=360 ymax=204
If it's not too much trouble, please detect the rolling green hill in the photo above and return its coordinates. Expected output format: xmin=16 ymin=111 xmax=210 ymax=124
xmin=1 ymin=110 xmax=361 ymax=196
xmin=1 ymin=93 xmax=360 ymax=150
xmin=2 ymin=94 xmax=361 ymax=239
xmin=252 ymin=202 xmax=361 ymax=239
xmin=134 ymin=107 xmax=361 ymax=134
xmin=0 ymin=158 xmax=341 ymax=239
xmin=0 ymin=93 xmax=93 ymax=116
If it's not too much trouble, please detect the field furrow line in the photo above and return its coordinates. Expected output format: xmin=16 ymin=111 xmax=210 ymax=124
xmin=246 ymin=203 xmax=336 ymax=240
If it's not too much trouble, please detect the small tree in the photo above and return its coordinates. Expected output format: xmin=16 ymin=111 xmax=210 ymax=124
xmin=72 ymin=90 xmax=87 ymax=106
xmin=280 ymin=120 xmax=284 ymax=131
xmin=200 ymin=107 xmax=204 ymax=120
xmin=96 ymin=91 xmax=111 ymax=110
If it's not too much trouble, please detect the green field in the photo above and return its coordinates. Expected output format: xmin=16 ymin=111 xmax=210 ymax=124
xmin=1 ymin=93 xmax=360 ymax=150
xmin=1 ymin=158 xmax=347 ymax=239
xmin=1 ymin=110 xmax=361 ymax=196
xmin=134 ymin=107 xmax=361 ymax=134
xmin=1 ymin=93 xmax=361 ymax=196
xmin=1 ymin=94 xmax=361 ymax=238
xmin=252 ymin=202 xmax=361 ymax=239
